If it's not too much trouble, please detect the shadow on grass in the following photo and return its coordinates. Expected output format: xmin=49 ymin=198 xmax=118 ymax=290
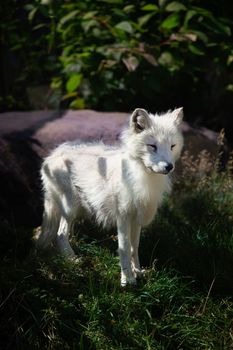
xmin=140 ymin=191 xmax=233 ymax=296
xmin=0 ymin=206 xmax=233 ymax=349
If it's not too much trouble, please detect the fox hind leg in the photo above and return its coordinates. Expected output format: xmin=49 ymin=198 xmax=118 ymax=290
xmin=55 ymin=216 xmax=75 ymax=258
xmin=35 ymin=197 xmax=59 ymax=250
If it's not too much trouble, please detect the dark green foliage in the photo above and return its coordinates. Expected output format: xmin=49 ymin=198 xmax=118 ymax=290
xmin=2 ymin=1 xmax=233 ymax=133
xmin=141 ymin=173 xmax=233 ymax=295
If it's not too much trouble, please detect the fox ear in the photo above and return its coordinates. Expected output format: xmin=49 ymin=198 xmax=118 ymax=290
xmin=130 ymin=108 xmax=150 ymax=133
xmin=171 ymin=107 xmax=183 ymax=126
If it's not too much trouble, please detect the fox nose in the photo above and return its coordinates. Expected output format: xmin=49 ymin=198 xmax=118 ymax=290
xmin=165 ymin=163 xmax=174 ymax=173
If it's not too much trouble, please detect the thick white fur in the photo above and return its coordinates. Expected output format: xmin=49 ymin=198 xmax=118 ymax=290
xmin=36 ymin=108 xmax=184 ymax=286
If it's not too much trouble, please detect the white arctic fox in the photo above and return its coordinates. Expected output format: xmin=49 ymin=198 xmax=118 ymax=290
xmin=37 ymin=108 xmax=184 ymax=286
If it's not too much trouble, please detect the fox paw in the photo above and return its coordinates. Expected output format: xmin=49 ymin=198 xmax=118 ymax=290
xmin=121 ymin=275 xmax=137 ymax=287
xmin=133 ymin=267 xmax=146 ymax=278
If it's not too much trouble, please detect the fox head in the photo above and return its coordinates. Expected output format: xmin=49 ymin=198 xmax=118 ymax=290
xmin=122 ymin=107 xmax=184 ymax=174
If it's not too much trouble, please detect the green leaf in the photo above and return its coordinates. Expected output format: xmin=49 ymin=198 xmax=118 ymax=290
xmin=82 ymin=19 xmax=99 ymax=33
xmin=161 ymin=13 xmax=180 ymax=30
xmin=201 ymin=18 xmax=231 ymax=36
xmin=115 ymin=21 xmax=133 ymax=34
xmin=226 ymin=84 xmax=233 ymax=92
xmin=123 ymin=5 xmax=135 ymax=13
xmin=83 ymin=11 xmax=98 ymax=20
xmin=208 ymin=17 xmax=231 ymax=36
xmin=191 ymin=6 xmax=212 ymax=18
xmin=62 ymin=92 xmax=77 ymax=100
xmin=141 ymin=4 xmax=159 ymax=11
xmin=24 ymin=4 xmax=35 ymax=11
xmin=70 ymin=98 xmax=85 ymax=109
xmin=66 ymin=74 xmax=83 ymax=93
xmin=188 ymin=44 xmax=205 ymax=56
xmin=51 ymin=77 xmax=62 ymax=90
xmin=98 ymin=0 xmax=123 ymax=3
xmin=142 ymin=53 xmax=157 ymax=66
xmin=28 ymin=7 xmax=38 ymax=21
xmin=138 ymin=13 xmax=156 ymax=27
xmin=190 ymin=30 xmax=208 ymax=44
xmin=57 ymin=10 xmax=79 ymax=30
xmin=33 ymin=24 xmax=46 ymax=30
xmin=158 ymin=51 xmax=174 ymax=66
xmin=165 ymin=1 xmax=186 ymax=12
xmin=227 ymin=55 xmax=233 ymax=66
xmin=184 ymin=10 xmax=197 ymax=28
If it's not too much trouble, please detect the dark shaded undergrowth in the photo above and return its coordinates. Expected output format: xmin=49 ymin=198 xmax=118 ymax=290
xmin=1 ymin=152 xmax=233 ymax=349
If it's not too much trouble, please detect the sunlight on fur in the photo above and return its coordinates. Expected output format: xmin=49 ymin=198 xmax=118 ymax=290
xmin=36 ymin=108 xmax=184 ymax=286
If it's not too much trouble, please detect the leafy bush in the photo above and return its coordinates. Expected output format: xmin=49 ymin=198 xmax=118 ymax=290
xmin=2 ymin=0 xmax=233 ymax=132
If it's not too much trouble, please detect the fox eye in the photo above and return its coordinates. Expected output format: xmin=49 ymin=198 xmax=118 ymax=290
xmin=148 ymin=144 xmax=157 ymax=152
xmin=171 ymin=144 xmax=176 ymax=150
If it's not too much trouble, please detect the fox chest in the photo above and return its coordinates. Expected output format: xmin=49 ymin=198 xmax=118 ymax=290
xmin=119 ymin=169 xmax=170 ymax=226
xmin=136 ymin=199 xmax=159 ymax=227
xmin=132 ymin=187 xmax=165 ymax=227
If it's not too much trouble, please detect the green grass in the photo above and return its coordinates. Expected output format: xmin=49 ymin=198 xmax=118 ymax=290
xmin=1 ymin=154 xmax=233 ymax=349
xmin=1 ymin=241 xmax=233 ymax=350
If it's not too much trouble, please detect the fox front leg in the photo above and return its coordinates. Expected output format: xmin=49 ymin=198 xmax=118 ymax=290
xmin=130 ymin=223 xmax=146 ymax=278
xmin=117 ymin=217 xmax=136 ymax=286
